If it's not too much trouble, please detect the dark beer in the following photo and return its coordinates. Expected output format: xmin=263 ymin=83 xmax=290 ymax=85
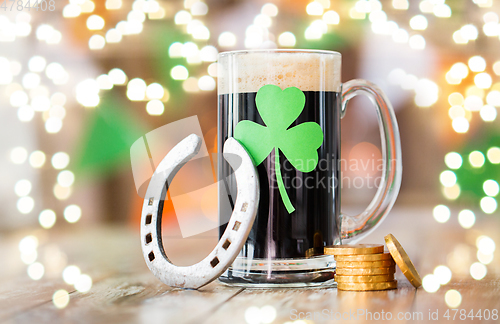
xmin=218 ymin=90 xmax=341 ymax=259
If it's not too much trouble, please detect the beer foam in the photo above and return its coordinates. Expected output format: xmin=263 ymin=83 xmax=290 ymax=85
xmin=218 ymin=51 xmax=341 ymax=94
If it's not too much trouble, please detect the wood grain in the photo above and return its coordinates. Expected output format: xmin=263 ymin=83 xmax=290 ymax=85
xmin=1 ymin=207 xmax=499 ymax=323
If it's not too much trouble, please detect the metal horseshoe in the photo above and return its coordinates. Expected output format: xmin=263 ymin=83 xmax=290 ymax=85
xmin=140 ymin=134 xmax=259 ymax=289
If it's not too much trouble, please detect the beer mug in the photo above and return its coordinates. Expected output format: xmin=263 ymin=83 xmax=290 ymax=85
xmin=217 ymin=49 xmax=402 ymax=287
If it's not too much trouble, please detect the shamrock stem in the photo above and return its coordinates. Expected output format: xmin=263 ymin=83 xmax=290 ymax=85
xmin=274 ymin=147 xmax=295 ymax=213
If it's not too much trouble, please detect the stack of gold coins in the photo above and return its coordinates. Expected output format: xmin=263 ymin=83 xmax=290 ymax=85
xmin=324 ymin=244 xmax=398 ymax=291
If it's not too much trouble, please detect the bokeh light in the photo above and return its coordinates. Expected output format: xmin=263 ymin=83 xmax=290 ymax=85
xmin=323 ymin=10 xmax=340 ymax=25
xmin=45 ymin=118 xmax=63 ymax=133
xmin=109 ymin=68 xmax=127 ymax=85
xmin=52 ymin=152 xmax=70 ymax=170
xmin=175 ymin=10 xmax=192 ymax=25
xmin=448 ymin=92 xmax=464 ymax=106
xmin=106 ymin=29 xmax=122 ymax=43
xmin=21 ymin=250 xmax=38 ymax=265
xmin=19 ymin=235 xmax=38 ymax=254
xmin=458 ymin=209 xmax=475 ymax=229
xmin=57 ymin=170 xmax=75 ymax=187
xmin=410 ymin=15 xmax=427 ymax=30
xmin=480 ymin=105 xmax=497 ymax=121
xmin=306 ymin=2 xmax=324 ymax=16
xmin=469 ymin=151 xmax=485 ymax=167
xmin=422 ymin=274 xmax=440 ymax=293
xmin=17 ymin=196 xmax=34 ymax=214
xmin=27 ymin=262 xmax=44 ymax=280
xmin=146 ymin=100 xmax=165 ymax=115
xmin=106 ymin=0 xmax=122 ymax=10
xmin=39 ymin=209 xmax=56 ymax=229
xmin=278 ymin=32 xmax=296 ymax=47
xmin=444 ymin=152 xmax=462 ymax=169
xmin=477 ymin=250 xmax=494 ymax=264
xmin=448 ymin=105 xmax=465 ymax=119
xmin=444 ymin=290 xmax=462 ymax=308
xmin=434 ymin=265 xmax=452 ymax=285
xmin=28 ymin=56 xmax=46 ymax=72
xmin=11 ymin=147 xmax=28 ymax=164
xmin=477 ymin=235 xmax=496 ymax=254
xmin=483 ymin=180 xmax=499 ymax=196
xmin=127 ymin=78 xmax=147 ymax=101
xmin=475 ymin=72 xmax=492 ymax=89
xmin=18 ymin=105 xmax=35 ymax=122
xmin=54 ymin=184 xmax=71 ymax=200
xmin=87 ymin=15 xmax=105 ymax=30
xmin=443 ymin=184 xmax=461 ymax=200
xmin=64 ymin=205 xmax=82 ymax=223
xmin=53 ymin=290 xmax=70 ymax=309
xmin=470 ymin=262 xmax=487 ymax=280
xmin=464 ymin=95 xmax=483 ymax=111
xmin=487 ymin=147 xmax=500 ymax=163
xmin=198 ymin=75 xmax=216 ymax=91
xmin=218 ymin=32 xmax=236 ymax=47
xmin=461 ymin=24 xmax=479 ymax=41
xmin=29 ymin=150 xmax=46 ymax=168
xmin=14 ymin=179 xmax=32 ymax=197
xmin=97 ymin=74 xmax=113 ymax=89
xmin=480 ymin=196 xmax=497 ymax=213
xmin=469 ymin=56 xmax=486 ymax=72
xmin=171 ymin=65 xmax=189 ymax=80
xmin=89 ymin=35 xmax=106 ymax=50
xmin=452 ymin=117 xmax=469 ymax=133
xmin=450 ymin=62 xmax=468 ymax=79
xmin=63 ymin=265 xmax=81 ymax=284
xmin=439 ymin=170 xmax=457 ymax=187
xmin=433 ymin=205 xmax=451 ymax=223
xmin=261 ymin=3 xmax=278 ymax=17
xmin=74 ymin=274 xmax=93 ymax=292
xmin=146 ymin=83 xmax=164 ymax=100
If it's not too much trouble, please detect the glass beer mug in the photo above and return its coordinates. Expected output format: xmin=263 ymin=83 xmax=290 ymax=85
xmin=217 ymin=49 xmax=402 ymax=287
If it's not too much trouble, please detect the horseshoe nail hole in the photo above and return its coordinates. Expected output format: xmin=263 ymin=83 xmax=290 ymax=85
xmin=145 ymin=233 xmax=152 ymax=244
xmin=232 ymin=221 xmax=241 ymax=231
xmin=222 ymin=239 xmax=231 ymax=250
xmin=148 ymin=251 xmax=155 ymax=261
xmin=148 ymin=198 xmax=154 ymax=206
xmin=241 ymin=202 xmax=248 ymax=212
xmin=145 ymin=214 xmax=152 ymax=225
xmin=210 ymin=256 xmax=219 ymax=267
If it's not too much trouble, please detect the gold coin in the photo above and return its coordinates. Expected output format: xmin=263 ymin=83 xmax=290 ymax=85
xmin=305 ymin=247 xmax=325 ymax=258
xmin=337 ymin=280 xmax=398 ymax=291
xmin=384 ymin=234 xmax=422 ymax=288
xmin=335 ymin=274 xmax=394 ymax=283
xmin=324 ymin=244 xmax=384 ymax=255
xmin=335 ymin=252 xmax=393 ymax=262
xmin=336 ymin=260 xmax=395 ymax=268
xmin=336 ymin=267 xmax=395 ymax=276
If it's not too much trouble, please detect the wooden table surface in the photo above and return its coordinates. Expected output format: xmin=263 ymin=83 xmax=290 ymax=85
xmin=1 ymin=206 xmax=499 ymax=324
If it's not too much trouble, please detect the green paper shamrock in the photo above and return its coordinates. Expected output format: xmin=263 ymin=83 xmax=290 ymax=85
xmin=234 ymin=85 xmax=324 ymax=213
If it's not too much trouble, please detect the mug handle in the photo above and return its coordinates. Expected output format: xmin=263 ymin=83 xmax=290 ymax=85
xmin=339 ymin=79 xmax=403 ymax=243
